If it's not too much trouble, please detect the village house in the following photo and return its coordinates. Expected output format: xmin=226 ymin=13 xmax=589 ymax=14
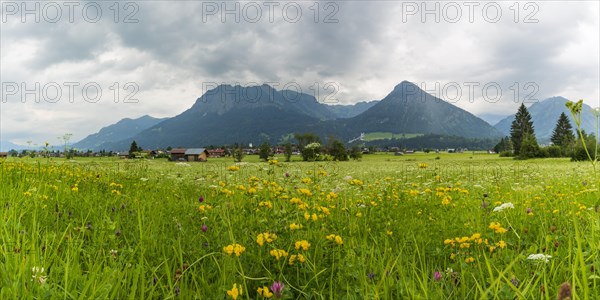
xmin=0 ymin=152 xmax=8 ymax=158
xmin=207 ymin=148 xmax=226 ymax=158
xmin=184 ymin=148 xmax=209 ymax=162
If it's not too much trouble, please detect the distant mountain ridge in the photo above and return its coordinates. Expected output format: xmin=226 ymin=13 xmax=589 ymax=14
xmin=72 ymin=115 xmax=167 ymax=150
xmin=339 ymin=81 xmax=502 ymax=139
xmin=75 ymin=81 xmax=509 ymax=151
xmin=494 ymin=97 xmax=598 ymax=143
xmin=326 ymin=101 xmax=379 ymax=119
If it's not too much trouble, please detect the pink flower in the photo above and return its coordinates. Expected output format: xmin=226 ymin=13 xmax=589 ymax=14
xmin=434 ymin=271 xmax=442 ymax=281
xmin=271 ymin=281 xmax=284 ymax=298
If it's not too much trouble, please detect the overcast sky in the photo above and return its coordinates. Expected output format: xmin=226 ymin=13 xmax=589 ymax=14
xmin=1 ymin=0 xmax=599 ymax=146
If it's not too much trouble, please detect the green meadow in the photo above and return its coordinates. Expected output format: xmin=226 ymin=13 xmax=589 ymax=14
xmin=1 ymin=153 xmax=598 ymax=299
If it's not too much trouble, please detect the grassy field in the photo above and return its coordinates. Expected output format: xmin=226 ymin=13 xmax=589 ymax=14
xmin=1 ymin=153 xmax=598 ymax=299
xmin=361 ymin=132 xmax=424 ymax=141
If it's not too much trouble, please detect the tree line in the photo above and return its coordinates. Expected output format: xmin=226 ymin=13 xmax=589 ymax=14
xmin=494 ymin=103 xmax=597 ymax=161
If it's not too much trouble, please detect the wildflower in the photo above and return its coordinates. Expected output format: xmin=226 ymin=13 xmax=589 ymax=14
xmin=289 ymin=223 xmax=302 ymax=230
xmin=257 ymin=286 xmax=273 ymax=298
xmin=492 ymin=202 xmax=514 ymax=212
xmin=110 ymin=249 xmax=118 ymax=258
xmin=227 ymin=165 xmax=240 ymax=171
xmin=201 ymin=224 xmax=208 ymax=232
xmin=511 ymin=278 xmax=519 ymax=288
xmin=270 ymin=281 xmax=284 ymax=299
xmin=31 ymin=266 xmax=47 ymax=284
xmin=257 ymin=232 xmax=277 ymax=246
xmin=441 ymin=196 xmax=451 ymax=205
xmin=496 ymin=240 xmax=506 ymax=249
xmin=175 ymin=286 xmax=180 ymax=296
xmin=297 ymin=188 xmax=312 ymax=197
xmin=295 ymin=240 xmax=311 ymax=251
xmin=71 ymin=185 xmax=78 ymax=192
xmin=367 ymin=272 xmax=375 ymax=281
xmin=223 ymin=244 xmax=246 ymax=257
xmin=326 ymin=234 xmax=343 ymax=245
xmin=489 ymin=222 xmax=508 ymax=234
xmin=527 ymin=253 xmax=552 ymax=263
xmin=465 ymin=257 xmax=475 ymax=263
xmin=227 ymin=283 xmax=242 ymax=299
xmin=270 ymin=249 xmax=288 ymax=260
xmin=198 ymin=196 xmax=204 ymax=202
xmin=434 ymin=271 xmax=442 ymax=281
xmin=289 ymin=254 xmax=306 ymax=265
xmin=259 ymin=201 xmax=273 ymax=209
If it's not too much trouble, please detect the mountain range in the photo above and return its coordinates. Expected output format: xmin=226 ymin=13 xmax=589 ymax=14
xmin=72 ymin=115 xmax=168 ymax=151
xmin=70 ymin=81 xmax=503 ymax=151
xmin=5 ymin=81 xmax=595 ymax=152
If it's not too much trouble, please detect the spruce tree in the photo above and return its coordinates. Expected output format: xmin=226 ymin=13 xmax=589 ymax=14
xmin=510 ymin=104 xmax=537 ymax=156
xmin=550 ymin=112 xmax=575 ymax=148
xmin=128 ymin=140 xmax=139 ymax=158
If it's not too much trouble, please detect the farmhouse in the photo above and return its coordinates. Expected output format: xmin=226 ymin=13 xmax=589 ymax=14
xmin=184 ymin=148 xmax=209 ymax=162
xmin=0 ymin=152 xmax=8 ymax=158
xmin=170 ymin=148 xmax=187 ymax=161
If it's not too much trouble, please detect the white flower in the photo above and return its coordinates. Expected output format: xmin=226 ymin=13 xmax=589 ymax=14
xmin=527 ymin=253 xmax=552 ymax=263
xmin=493 ymin=202 xmax=515 ymax=212
xmin=140 ymin=178 xmax=148 ymax=181
xmin=31 ymin=267 xmax=47 ymax=284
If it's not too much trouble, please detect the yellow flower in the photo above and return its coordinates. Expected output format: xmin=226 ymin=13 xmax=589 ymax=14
xmin=386 ymin=230 xmax=393 ymax=236
xmin=256 ymin=232 xmax=277 ymax=246
xmin=326 ymin=234 xmax=343 ymax=245
xmin=227 ymin=165 xmax=240 ymax=171
xmin=258 ymin=201 xmax=273 ymax=209
xmin=302 ymin=177 xmax=312 ymax=184
xmin=199 ymin=204 xmax=213 ymax=212
xmin=465 ymin=257 xmax=475 ymax=263
xmin=441 ymin=196 xmax=451 ymax=205
xmin=489 ymin=222 xmax=507 ymax=234
xmin=311 ymin=213 xmax=318 ymax=222
xmin=297 ymin=188 xmax=312 ymax=197
xmin=495 ymin=240 xmax=506 ymax=249
xmin=227 ymin=283 xmax=242 ymax=299
xmin=269 ymin=249 xmax=288 ymax=260
xmin=289 ymin=254 xmax=306 ymax=265
xmin=289 ymin=223 xmax=302 ymax=230
xmin=257 ymin=286 xmax=273 ymax=298
xmin=295 ymin=240 xmax=311 ymax=251
xmin=223 ymin=244 xmax=245 ymax=257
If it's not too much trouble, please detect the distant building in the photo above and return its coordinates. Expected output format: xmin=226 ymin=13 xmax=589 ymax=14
xmin=184 ymin=148 xmax=209 ymax=162
xmin=170 ymin=148 xmax=187 ymax=161
xmin=208 ymin=148 xmax=226 ymax=158
xmin=0 ymin=152 xmax=7 ymax=158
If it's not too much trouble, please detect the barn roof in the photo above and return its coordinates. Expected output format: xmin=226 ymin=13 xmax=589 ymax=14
xmin=184 ymin=148 xmax=208 ymax=155
xmin=170 ymin=148 xmax=187 ymax=154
